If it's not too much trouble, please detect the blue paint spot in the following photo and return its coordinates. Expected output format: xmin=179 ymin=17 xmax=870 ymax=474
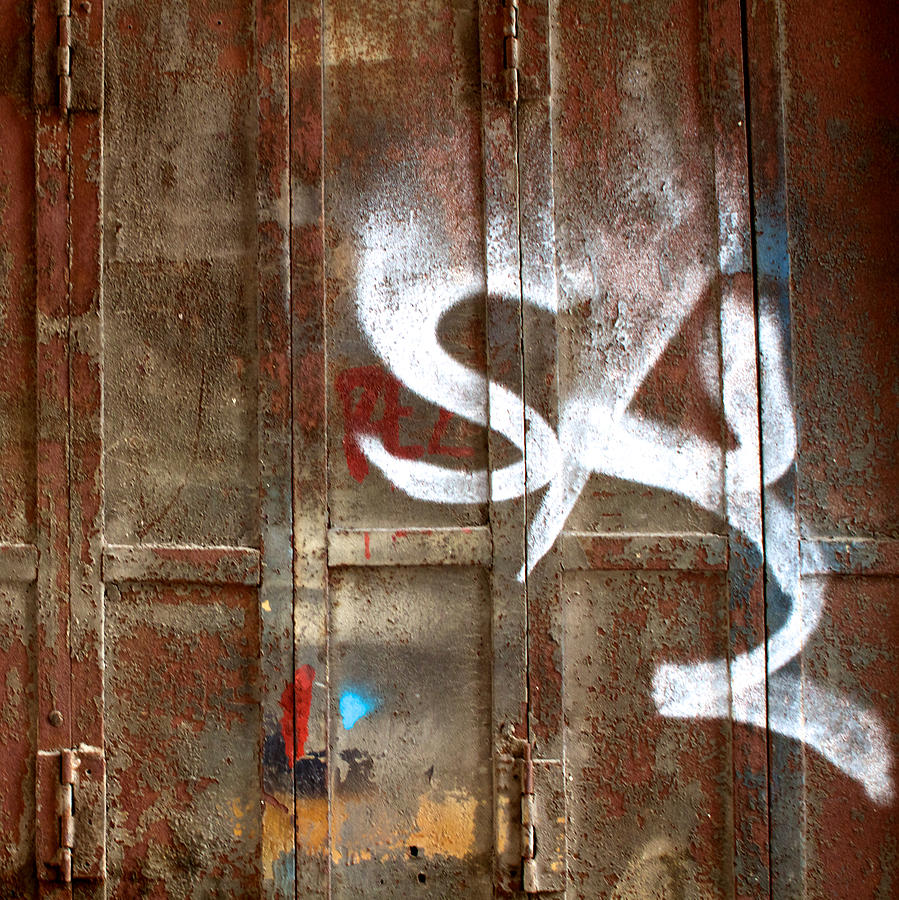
xmin=271 ymin=848 xmax=294 ymax=896
xmin=339 ymin=690 xmax=377 ymax=730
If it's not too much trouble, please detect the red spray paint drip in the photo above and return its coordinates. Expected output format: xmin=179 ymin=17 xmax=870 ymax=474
xmin=280 ymin=664 xmax=316 ymax=765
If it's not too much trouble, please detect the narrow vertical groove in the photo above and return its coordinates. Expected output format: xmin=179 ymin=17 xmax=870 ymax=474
xmin=513 ymin=103 xmax=530 ymax=739
xmin=737 ymin=3 xmax=774 ymax=893
xmin=741 ymin=5 xmax=775 ymax=895
xmin=319 ymin=3 xmax=332 ymax=894
xmin=287 ymin=2 xmax=297 ymax=896
xmin=64 ymin=118 xmax=74 ymax=758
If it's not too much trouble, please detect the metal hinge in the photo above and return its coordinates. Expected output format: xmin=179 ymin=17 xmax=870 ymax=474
xmin=503 ymin=0 xmax=520 ymax=104
xmin=56 ymin=1 xmax=73 ymax=111
xmin=499 ymin=739 xmax=567 ymax=894
xmin=37 ymin=747 xmax=106 ymax=882
xmin=34 ymin=0 xmax=103 ymax=112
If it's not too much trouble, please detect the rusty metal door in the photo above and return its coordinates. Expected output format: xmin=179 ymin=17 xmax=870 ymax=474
xmin=12 ymin=0 xmax=295 ymax=895
xmin=747 ymin=0 xmax=899 ymax=896
xmin=292 ymin=1 xmax=533 ymax=895
xmin=535 ymin=0 xmax=770 ymax=896
xmin=1 ymin=0 xmax=896 ymax=897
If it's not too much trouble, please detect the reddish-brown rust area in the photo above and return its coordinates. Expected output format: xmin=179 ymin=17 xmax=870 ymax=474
xmin=803 ymin=576 xmax=898 ymax=893
xmin=105 ymin=583 xmax=262 ymax=895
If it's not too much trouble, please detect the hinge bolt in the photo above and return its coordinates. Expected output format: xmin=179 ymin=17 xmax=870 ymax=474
xmin=48 ymin=710 xmax=64 ymax=727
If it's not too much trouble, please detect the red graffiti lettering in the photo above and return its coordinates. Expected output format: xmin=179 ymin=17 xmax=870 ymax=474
xmin=335 ymin=366 xmax=424 ymax=482
xmin=428 ymin=407 xmax=474 ymax=458
xmin=280 ymin=664 xmax=316 ymax=765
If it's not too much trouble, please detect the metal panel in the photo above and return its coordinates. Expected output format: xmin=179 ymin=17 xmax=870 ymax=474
xmin=747 ymin=0 xmax=899 ymax=893
xmin=33 ymin=0 xmax=75 ymax=896
xmin=548 ymin=0 xmax=767 ymax=895
xmin=0 ymin=4 xmax=39 ymax=890
xmin=287 ymin=0 xmax=537 ymax=894
xmin=2 ymin=0 xmax=894 ymax=893
xmin=328 ymin=567 xmax=493 ymax=895
xmin=100 ymin=0 xmax=293 ymax=894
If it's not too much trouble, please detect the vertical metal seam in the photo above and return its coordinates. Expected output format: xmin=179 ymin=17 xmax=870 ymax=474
xmin=65 ymin=112 xmax=75 ymax=764
xmin=744 ymin=0 xmax=805 ymax=892
xmin=319 ymin=1 xmax=332 ymax=894
xmin=737 ymin=2 xmax=774 ymax=896
xmin=287 ymin=0 xmax=297 ymax=895
xmin=514 ymin=101 xmax=530 ymax=749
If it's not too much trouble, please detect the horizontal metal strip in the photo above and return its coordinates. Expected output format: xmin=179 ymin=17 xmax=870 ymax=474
xmin=800 ymin=538 xmax=899 ymax=577
xmin=327 ymin=527 xmax=491 ymax=567
xmin=102 ymin=545 xmax=261 ymax=586
xmin=560 ymin=532 xmax=728 ymax=572
xmin=0 ymin=543 xmax=39 ymax=583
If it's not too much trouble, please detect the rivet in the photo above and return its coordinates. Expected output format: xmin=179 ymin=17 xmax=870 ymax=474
xmin=49 ymin=710 xmax=64 ymax=727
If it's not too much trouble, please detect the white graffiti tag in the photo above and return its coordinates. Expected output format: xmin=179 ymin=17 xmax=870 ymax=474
xmin=353 ymin=213 xmax=893 ymax=805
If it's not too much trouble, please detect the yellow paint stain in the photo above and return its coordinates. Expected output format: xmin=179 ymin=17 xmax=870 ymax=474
xmin=261 ymin=598 xmax=272 ymax=612
xmin=495 ymin=794 xmax=513 ymax=858
xmin=231 ymin=797 xmax=250 ymax=838
xmin=263 ymin=793 xmax=294 ymax=874
xmin=296 ymin=796 xmax=330 ymax=855
xmin=407 ymin=789 xmax=477 ymax=860
xmin=274 ymin=788 xmax=481 ymax=867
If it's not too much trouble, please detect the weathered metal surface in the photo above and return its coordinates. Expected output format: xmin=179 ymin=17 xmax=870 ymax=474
xmin=747 ymin=0 xmax=899 ymax=895
xmin=254 ymin=0 xmax=294 ymax=892
xmin=36 ymin=747 xmax=105 ymax=882
xmin=104 ymin=582 xmax=262 ymax=896
xmin=312 ymin=0 xmax=505 ymax=894
xmin=560 ymin=533 xmax=729 ymax=572
xmin=68 ymin=14 xmax=105 ymax=893
xmin=289 ymin=0 xmax=329 ymax=891
xmin=328 ymin=567 xmax=493 ymax=895
xmin=100 ymin=0 xmax=291 ymax=894
xmin=565 ymin=570 xmax=735 ymax=896
xmin=102 ymin=545 xmax=262 ymax=586
xmin=0 ymin=3 xmax=38 ymax=892
xmin=549 ymin=0 xmax=768 ymax=895
xmin=1 ymin=0 xmax=896 ymax=895
xmin=0 ymin=543 xmax=39 ymax=583
xmin=33 ymin=0 xmax=75 ymax=897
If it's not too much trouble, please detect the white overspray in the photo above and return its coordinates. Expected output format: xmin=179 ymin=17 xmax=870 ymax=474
xmin=355 ymin=212 xmax=561 ymax=504
xmin=352 ymin=213 xmax=893 ymax=805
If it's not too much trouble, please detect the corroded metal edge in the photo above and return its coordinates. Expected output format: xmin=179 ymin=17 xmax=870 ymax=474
xmin=327 ymin=527 xmax=491 ymax=568
xmin=0 ymin=543 xmax=39 ymax=582
xmin=560 ymin=532 xmax=729 ymax=572
xmin=102 ymin=544 xmax=261 ymax=586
